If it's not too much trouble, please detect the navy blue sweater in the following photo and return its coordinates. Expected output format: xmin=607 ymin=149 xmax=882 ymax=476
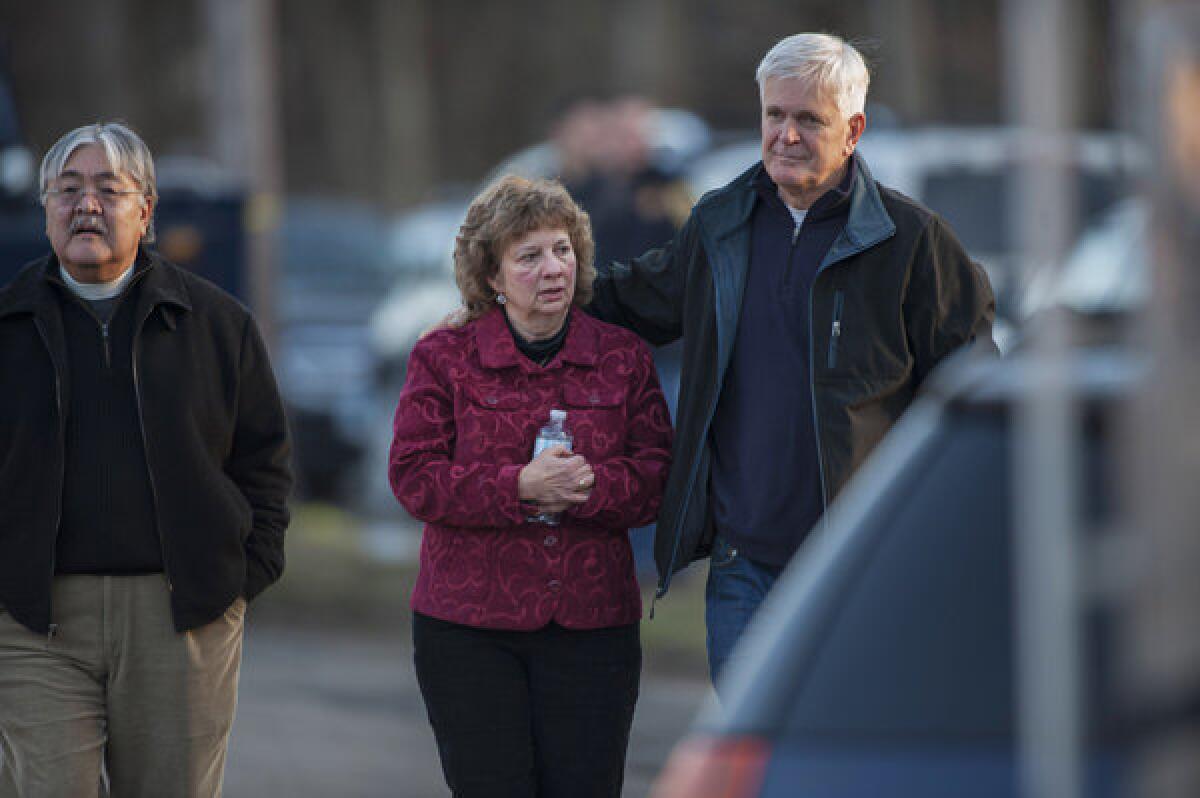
xmin=708 ymin=163 xmax=854 ymax=567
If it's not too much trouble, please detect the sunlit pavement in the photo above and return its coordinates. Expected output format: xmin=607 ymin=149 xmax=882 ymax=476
xmin=225 ymin=621 xmax=709 ymax=797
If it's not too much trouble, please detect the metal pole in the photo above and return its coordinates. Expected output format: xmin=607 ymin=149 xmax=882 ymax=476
xmin=1005 ymin=1 xmax=1083 ymax=797
xmin=1127 ymin=5 xmax=1200 ymax=795
xmin=204 ymin=0 xmax=283 ymax=346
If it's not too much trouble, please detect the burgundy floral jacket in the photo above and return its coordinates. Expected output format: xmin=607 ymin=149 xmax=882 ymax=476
xmin=389 ymin=307 xmax=673 ymax=630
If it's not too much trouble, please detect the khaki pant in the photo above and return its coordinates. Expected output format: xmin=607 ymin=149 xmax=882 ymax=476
xmin=0 ymin=575 xmax=245 ymax=798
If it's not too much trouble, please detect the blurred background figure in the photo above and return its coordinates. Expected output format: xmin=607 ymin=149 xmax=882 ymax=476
xmin=554 ymin=96 xmax=691 ymax=268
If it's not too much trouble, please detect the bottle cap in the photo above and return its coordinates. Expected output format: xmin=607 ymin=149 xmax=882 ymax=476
xmin=549 ymin=408 xmax=567 ymax=422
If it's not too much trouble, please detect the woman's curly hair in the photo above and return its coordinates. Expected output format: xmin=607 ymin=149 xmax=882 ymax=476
xmin=454 ymin=175 xmax=595 ymax=321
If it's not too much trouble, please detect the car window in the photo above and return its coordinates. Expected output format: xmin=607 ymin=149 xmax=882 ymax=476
xmin=922 ymin=172 xmax=1010 ymax=256
xmin=920 ymin=171 xmax=1128 ymax=260
xmin=784 ymin=412 xmax=1120 ymax=742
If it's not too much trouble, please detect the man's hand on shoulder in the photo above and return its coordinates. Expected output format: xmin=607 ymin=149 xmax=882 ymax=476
xmin=418 ymin=307 xmax=469 ymax=341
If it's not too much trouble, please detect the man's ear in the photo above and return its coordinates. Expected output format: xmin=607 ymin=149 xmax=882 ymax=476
xmin=140 ymin=196 xmax=156 ymax=238
xmin=844 ymin=113 xmax=866 ymax=156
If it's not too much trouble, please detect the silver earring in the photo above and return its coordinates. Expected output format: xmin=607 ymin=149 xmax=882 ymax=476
xmin=495 ymin=293 xmax=507 ymax=305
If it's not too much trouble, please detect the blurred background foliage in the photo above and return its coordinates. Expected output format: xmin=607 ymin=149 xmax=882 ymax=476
xmin=0 ymin=0 xmax=1122 ymax=208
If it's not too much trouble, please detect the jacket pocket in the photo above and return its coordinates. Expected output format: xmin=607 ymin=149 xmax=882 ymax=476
xmin=709 ymin=535 xmax=739 ymax=569
xmin=462 ymin=384 xmax=525 ymax=411
xmin=561 ymin=384 xmax=625 ymax=410
xmin=561 ymin=384 xmax=627 ymax=458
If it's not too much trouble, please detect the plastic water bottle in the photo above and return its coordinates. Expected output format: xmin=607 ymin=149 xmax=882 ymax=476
xmin=528 ymin=409 xmax=571 ymax=525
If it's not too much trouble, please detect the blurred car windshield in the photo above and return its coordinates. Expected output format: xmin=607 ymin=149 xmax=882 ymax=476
xmin=281 ymin=201 xmax=393 ymax=293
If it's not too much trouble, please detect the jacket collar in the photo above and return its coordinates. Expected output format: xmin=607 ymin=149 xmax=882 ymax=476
xmin=474 ymin=306 xmax=598 ymax=370
xmin=826 ymin=153 xmax=896 ymax=262
xmin=0 ymin=245 xmax=192 ymax=322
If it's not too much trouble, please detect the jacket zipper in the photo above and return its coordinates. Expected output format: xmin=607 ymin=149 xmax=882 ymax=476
xmin=132 ymin=308 xmax=172 ymax=592
xmin=33 ymin=318 xmax=65 ymax=642
xmin=807 ymin=275 xmax=831 ymax=508
xmin=827 ymin=290 xmax=844 ymax=369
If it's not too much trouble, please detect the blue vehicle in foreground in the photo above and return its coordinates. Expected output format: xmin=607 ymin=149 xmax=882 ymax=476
xmin=651 ymin=340 xmax=1134 ymax=797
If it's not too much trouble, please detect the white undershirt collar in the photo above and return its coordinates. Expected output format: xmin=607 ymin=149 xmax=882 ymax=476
xmin=787 ymin=206 xmax=808 ymax=229
xmin=59 ymin=262 xmax=136 ymax=301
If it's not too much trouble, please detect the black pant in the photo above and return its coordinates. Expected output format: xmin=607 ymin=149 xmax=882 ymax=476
xmin=412 ymin=613 xmax=641 ymax=798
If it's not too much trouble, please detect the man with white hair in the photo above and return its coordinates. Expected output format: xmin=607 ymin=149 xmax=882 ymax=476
xmin=0 ymin=122 xmax=291 ymax=796
xmin=589 ymin=33 xmax=997 ymax=687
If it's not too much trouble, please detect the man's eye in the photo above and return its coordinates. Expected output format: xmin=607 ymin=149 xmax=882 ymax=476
xmin=58 ymin=186 xmax=81 ymax=196
xmin=99 ymin=187 xmax=121 ymax=197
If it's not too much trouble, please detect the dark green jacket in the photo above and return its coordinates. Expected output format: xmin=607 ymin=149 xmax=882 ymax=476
xmin=589 ymin=157 xmax=996 ymax=596
xmin=0 ymin=249 xmax=292 ymax=634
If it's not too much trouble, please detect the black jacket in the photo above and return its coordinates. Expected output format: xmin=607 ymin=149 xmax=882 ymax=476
xmin=0 ymin=248 xmax=292 ymax=634
xmin=589 ymin=156 xmax=996 ymax=595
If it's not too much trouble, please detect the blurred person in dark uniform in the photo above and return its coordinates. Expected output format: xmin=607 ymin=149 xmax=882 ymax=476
xmin=587 ymin=33 xmax=997 ymax=689
xmin=553 ymin=96 xmax=692 ymax=570
xmin=554 ymin=96 xmax=689 ymax=268
xmin=0 ymin=122 xmax=292 ymax=797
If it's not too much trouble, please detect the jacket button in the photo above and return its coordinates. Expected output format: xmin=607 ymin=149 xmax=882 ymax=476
xmin=485 ymin=396 xmax=498 ymax=405
xmin=547 ymin=579 xmax=562 ymax=590
xmin=589 ymin=395 xmax=600 ymax=404
xmin=543 ymin=536 xmax=558 ymax=546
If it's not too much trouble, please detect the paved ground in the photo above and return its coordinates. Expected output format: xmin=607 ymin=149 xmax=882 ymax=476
xmin=225 ymin=621 xmax=711 ymax=798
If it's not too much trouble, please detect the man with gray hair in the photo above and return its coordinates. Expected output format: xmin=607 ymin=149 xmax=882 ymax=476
xmin=0 ymin=122 xmax=291 ymax=796
xmin=589 ymin=32 xmax=996 ymax=688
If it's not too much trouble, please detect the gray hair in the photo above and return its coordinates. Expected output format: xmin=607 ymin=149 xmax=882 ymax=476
xmin=39 ymin=122 xmax=158 ymax=243
xmin=755 ymin=33 xmax=870 ymax=119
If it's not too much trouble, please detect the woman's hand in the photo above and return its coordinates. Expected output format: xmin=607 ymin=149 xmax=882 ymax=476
xmin=518 ymin=446 xmax=594 ymax=512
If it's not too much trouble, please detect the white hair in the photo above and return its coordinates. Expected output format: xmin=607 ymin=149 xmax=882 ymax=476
xmin=755 ymin=33 xmax=870 ymax=118
xmin=39 ymin=122 xmax=158 ymax=242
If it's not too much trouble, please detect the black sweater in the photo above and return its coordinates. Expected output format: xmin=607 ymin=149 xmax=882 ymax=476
xmin=53 ymin=278 xmax=162 ymax=574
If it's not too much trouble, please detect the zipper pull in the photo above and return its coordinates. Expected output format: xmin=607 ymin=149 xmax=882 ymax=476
xmin=101 ymin=322 xmax=112 ymax=368
xmin=47 ymin=623 xmax=59 ymax=642
xmin=792 ymin=224 xmax=801 ymax=244
xmin=827 ymin=291 xmax=845 ymax=370
xmin=650 ymin=582 xmax=669 ymax=619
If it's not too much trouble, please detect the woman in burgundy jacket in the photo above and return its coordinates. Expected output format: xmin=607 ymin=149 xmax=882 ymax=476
xmin=388 ymin=175 xmax=673 ymax=798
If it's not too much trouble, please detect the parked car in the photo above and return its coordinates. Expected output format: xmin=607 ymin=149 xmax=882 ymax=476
xmin=651 ymin=340 xmax=1136 ymax=797
xmin=276 ymin=199 xmax=398 ymax=500
xmin=1020 ymin=198 xmax=1148 ymax=321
